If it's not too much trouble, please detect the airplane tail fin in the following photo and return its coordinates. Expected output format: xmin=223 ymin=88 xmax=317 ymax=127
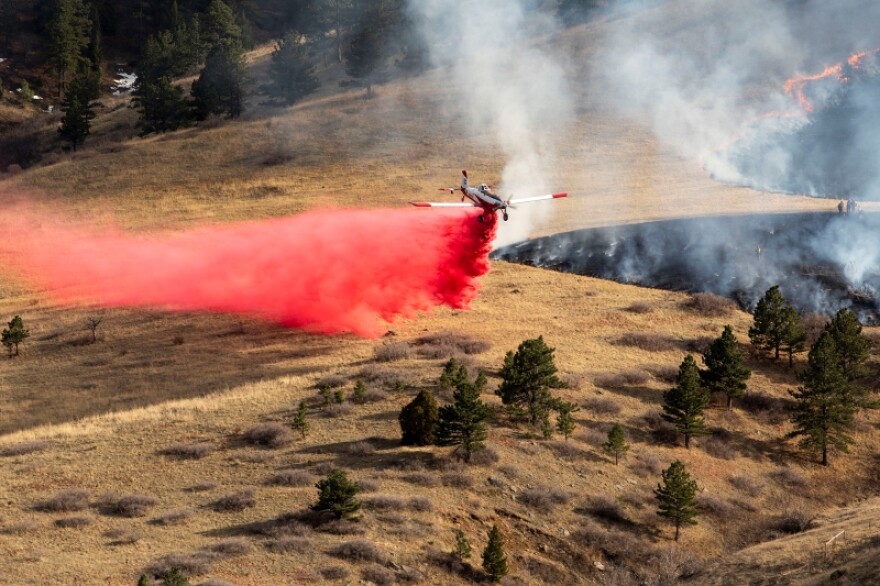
xmin=461 ymin=169 xmax=468 ymax=189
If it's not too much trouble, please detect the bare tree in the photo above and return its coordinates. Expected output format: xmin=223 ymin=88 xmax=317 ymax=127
xmin=85 ymin=315 xmax=104 ymax=343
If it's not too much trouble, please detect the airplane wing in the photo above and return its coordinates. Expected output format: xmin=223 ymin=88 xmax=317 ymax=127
xmin=507 ymin=192 xmax=568 ymax=205
xmin=409 ymin=201 xmax=477 ymax=208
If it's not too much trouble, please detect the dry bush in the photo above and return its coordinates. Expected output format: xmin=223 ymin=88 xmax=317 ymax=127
xmin=242 ymin=423 xmax=293 ymax=449
xmin=270 ymin=469 xmax=314 ymax=487
xmin=468 ymin=446 xmax=500 ymax=466
xmin=770 ymin=468 xmax=808 ymax=490
xmin=364 ymin=495 xmax=405 ymax=511
xmin=686 ymin=336 xmax=714 ymax=354
xmin=626 ymin=301 xmax=654 ymax=314
xmin=106 ymin=494 xmax=158 ymax=518
xmin=803 ymin=312 xmax=830 ymax=346
xmin=560 ymin=372 xmax=585 ymax=390
xmin=329 ymin=539 xmax=382 ymax=563
xmin=698 ymin=495 xmax=736 ymax=517
xmin=373 ymin=341 xmax=412 ymax=362
xmin=575 ymin=519 xmax=652 ymax=562
xmin=144 ymin=551 xmax=217 ymax=579
xmin=544 ymin=440 xmax=588 ymax=460
xmin=361 ymin=565 xmax=396 ymax=586
xmin=403 ymin=473 xmax=440 ymax=488
xmin=520 ymin=556 xmax=569 ymax=584
xmin=701 ymin=435 xmax=738 ymax=460
xmin=103 ymin=527 xmax=144 ymax=544
xmin=585 ymin=496 xmax=628 ymax=525
xmin=315 ymin=374 xmax=347 ymax=389
xmin=210 ymin=489 xmax=256 ymax=512
xmin=53 ymin=515 xmax=92 ymax=529
xmin=442 ymin=473 xmax=473 ymax=488
xmin=415 ymin=331 xmax=491 ymax=355
xmin=409 ymin=497 xmax=433 ymax=512
xmin=357 ymin=478 xmax=379 ymax=492
xmin=498 ymin=464 xmax=519 ymax=478
xmin=325 ymin=403 xmax=354 ymax=418
xmin=206 ymin=538 xmax=251 ymax=557
xmin=159 ymin=442 xmax=216 ymax=459
xmin=362 ymin=389 xmax=390 ymax=403
xmin=647 ymin=546 xmax=705 ymax=584
xmin=1 ymin=440 xmax=51 ymax=457
xmin=740 ymin=393 xmax=789 ymax=424
xmin=651 ymin=365 xmax=679 ymax=384
xmin=686 ymin=292 xmax=736 ymax=316
xmin=311 ymin=461 xmax=336 ymax=476
xmin=520 ymin=486 xmax=570 ymax=512
xmin=199 ymin=580 xmax=238 ymax=586
xmin=769 ymin=510 xmax=815 ymax=534
xmin=578 ymin=428 xmax=607 ymax=448
xmin=265 ymin=536 xmax=313 ymax=553
xmin=595 ymin=370 xmax=649 ymax=388
xmin=1 ymin=520 xmax=41 ymax=535
xmin=36 ymin=489 xmax=90 ymax=512
xmin=357 ymin=364 xmax=413 ymax=389
xmin=615 ymin=332 xmax=678 ymax=352
xmin=320 ymin=566 xmax=350 ymax=580
xmin=631 ymin=453 xmax=664 ymax=478
xmin=344 ymin=441 xmax=376 ymax=456
xmin=583 ymin=396 xmax=622 ymax=415
xmin=152 ymin=508 xmax=194 ymax=525
xmin=728 ymin=474 xmax=764 ymax=498
xmin=317 ymin=519 xmax=367 ymax=536
xmin=186 ymin=482 xmax=218 ymax=493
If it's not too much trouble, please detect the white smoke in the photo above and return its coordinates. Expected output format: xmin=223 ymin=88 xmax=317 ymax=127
xmin=405 ymin=0 xmax=574 ymax=246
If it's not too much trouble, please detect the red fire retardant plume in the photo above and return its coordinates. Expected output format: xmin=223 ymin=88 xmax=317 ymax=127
xmin=1 ymin=207 xmax=497 ymax=337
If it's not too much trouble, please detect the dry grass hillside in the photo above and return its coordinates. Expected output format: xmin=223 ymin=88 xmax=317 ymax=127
xmin=2 ymin=9 xmax=880 ymax=586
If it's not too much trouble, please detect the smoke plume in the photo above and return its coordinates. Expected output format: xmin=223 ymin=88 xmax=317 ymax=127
xmin=0 ymin=206 xmax=496 ymax=337
xmin=406 ymin=0 xmax=574 ymax=245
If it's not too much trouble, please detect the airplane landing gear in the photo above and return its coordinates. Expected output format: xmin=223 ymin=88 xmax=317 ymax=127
xmin=503 ymin=211 xmax=509 ymax=222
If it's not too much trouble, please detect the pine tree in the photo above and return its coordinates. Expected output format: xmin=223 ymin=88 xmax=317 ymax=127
xmin=85 ymin=4 xmax=103 ymax=98
xmin=137 ymin=575 xmax=150 ymax=586
xmin=161 ymin=567 xmax=190 ymax=586
xmin=352 ymin=380 xmax=366 ymax=404
xmin=482 ymin=523 xmax=509 ymax=582
xmin=399 ymin=390 xmax=440 ymax=446
xmin=749 ymin=285 xmax=789 ymax=360
xmin=2 ymin=315 xmax=29 ymax=357
xmin=662 ymin=355 xmax=710 ymax=448
xmin=345 ymin=6 xmax=387 ymax=97
xmin=780 ymin=306 xmax=807 ymax=368
xmin=0 ymin=1 xmax=17 ymax=45
xmin=603 ymin=423 xmax=630 ymax=465
xmin=48 ymin=0 xmax=91 ymax=98
xmin=436 ymin=375 xmax=490 ymax=462
xmin=655 ymin=460 xmax=699 ymax=541
xmin=312 ymin=469 xmax=361 ymax=520
xmin=701 ymin=325 xmax=751 ymax=409
xmin=202 ymin=0 xmax=242 ymax=53
xmin=133 ymin=74 xmax=190 ymax=136
xmin=291 ymin=400 xmax=309 ymax=438
xmin=452 ymin=528 xmax=471 ymax=560
xmin=497 ymin=336 xmax=565 ymax=428
xmin=826 ymin=308 xmax=871 ymax=382
xmin=268 ymin=32 xmax=320 ymax=105
xmin=191 ymin=45 xmax=246 ymax=120
xmin=788 ymin=331 xmax=855 ymax=466
xmin=439 ymin=357 xmax=469 ymax=391
xmin=555 ymin=400 xmax=577 ymax=440
xmin=58 ymin=73 xmax=96 ymax=150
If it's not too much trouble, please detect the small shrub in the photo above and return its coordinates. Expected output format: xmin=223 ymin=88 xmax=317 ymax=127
xmin=468 ymin=446 xmax=499 ymax=466
xmin=362 ymin=389 xmax=390 ymax=403
xmin=403 ymin=473 xmax=440 ymax=488
xmin=159 ymin=442 xmax=216 ymax=459
xmin=361 ymin=565 xmax=395 ymax=586
xmin=560 ymin=372 xmax=584 ymax=389
xmin=729 ymin=474 xmax=764 ymax=497
xmin=409 ymin=497 xmax=433 ymax=512
xmin=357 ymin=478 xmax=379 ymax=492
xmin=698 ymin=495 xmax=735 ymax=517
xmin=324 ymin=403 xmax=354 ymax=418
xmin=595 ymin=370 xmax=649 ymax=388
xmin=266 ymin=536 xmax=312 ymax=553
xmin=364 ymin=495 xmax=405 ymax=511
xmin=544 ymin=440 xmax=587 ymax=460
xmin=315 ymin=374 xmax=347 ymax=389
xmin=242 ymin=423 xmax=293 ymax=449
xmin=582 ymin=396 xmax=621 ymax=415
xmin=144 ymin=552 xmax=217 ymax=579
xmin=687 ymin=292 xmax=736 ymax=316
xmin=210 ymin=490 xmax=256 ymax=512
xmin=103 ymin=528 xmax=144 ymax=544
xmin=771 ymin=468 xmax=808 ymax=489
xmin=270 ymin=469 xmax=314 ymax=487
xmin=205 ymin=539 xmax=251 ymax=557
xmin=151 ymin=507 xmax=194 ymax=526
xmin=330 ymin=539 xmax=382 ymax=562
xmin=614 ymin=332 xmax=677 ymax=351
xmin=701 ymin=436 xmax=738 ymax=460
xmin=1 ymin=440 xmax=50 ymax=457
xmin=317 ymin=519 xmax=367 ymax=535
xmin=373 ymin=342 xmax=412 ymax=362
xmin=442 ymin=473 xmax=473 ymax=488
xmin=520 ymin=487 xmax=570 ymax=512
xmin=771 ymin=510 xmax=815 ymax=534
xmin=651 ymin=366 xmax=680 ymax=384
xmin=578 ymin=428 xmax=607 ymax=447
xmin=36 ymin=489 xmax=90 ymax=512
xmin=626 ymin=301 xmax=654 ymax=313
xmin=343 ymin=441 xmax=376 ymax=456
xmin=415 ymin=331 xmax=492 ymax=355
xmin=186 ymin=482 xmax=217 ymax=493
xmin=54 ymin=515 xmax=92 ymax=529
xmin=803 ymin=312 xmax=830 ymax=346
xmin=585 ymin=496 xmax=628 ymax=525
xmin=686 ymin=336 xmax=714 ymax=354
xmin=631 ymin=453 xmax=664 ymax=477
xmin=320 ymin=566 xmax=349 ymax=580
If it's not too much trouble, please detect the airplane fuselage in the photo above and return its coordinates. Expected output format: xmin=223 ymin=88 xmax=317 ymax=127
xmin=461 ymin=186 xmax=506 ymax=211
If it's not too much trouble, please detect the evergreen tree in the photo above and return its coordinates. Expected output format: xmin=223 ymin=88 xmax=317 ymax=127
xmin=85 ymin=4 xmax=103 ymax=96
xmin=780 ymin=306 xmax=807 ymax=368
xmin=137 ymin=575 xmax=150 ymax=586
xmin=161 ymin=567 xmax=189 ymax=586
xmin=749 ymin=285 xmax=789 ymax=360
xmin=2 ymin=315 xmax=29 ymax=357
xmin=826 ymin=308 xmax=871 ymax=383
xmin=555 ymin=400 xmax=577 ymax=440
xmin=191 ymin=45 xmax=246 ymax=119
xmin=19 ymin=80 xmax=34 ymax=101
xmin=452 ymin=528 xmax=471 ymax=560
xmin=482 ymin=523 xmax=509 ymax=582
xmin=133 ymin=75 xmax=191 ymax=136
xmin=436 ymin=374 xmax=490 ymax=462
xmin=399 ymin=389 xmax=440 ymax=446
xmin=654 ymin=460 xmax=699 ymax=541
xmin=48 ymin=0 xmax=92 ymax=97
xmin=291 ymin=400 xmax=309 ymax=438
xmin=312 ymin=469 xmax=361 ymax=520
xmin=603 ymin=422 xmax=630 ymax=465
xmin=352 ymin=379 xmax=366 ymax=404
xmin=345 ymin=6 xmax=387 ymax=97
xmin=268 ymin=32 xmax=320 ymax=105
xmin=788 ymin=331 xmax=856 ymax=466
xmin=439 ymin=357 xmax=469 ymax=391
xmin=701 ymin=325 xmax=751 ymax=409
xmin=0 ymin=1 xmax=17 ymax=45
xmin=497 ymin=336 xmax=565 ymax=428
xmin=58 ymin=73 xmax=96 ymax=150
xmin=662 ymin=355 xmax=710 ymax=448
xmin=202 ymin=0 xmax=242 ymax=53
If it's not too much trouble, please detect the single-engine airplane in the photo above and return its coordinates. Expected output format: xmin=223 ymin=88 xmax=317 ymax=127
xmin=410 ymin=170 xmax=568 ymax=222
